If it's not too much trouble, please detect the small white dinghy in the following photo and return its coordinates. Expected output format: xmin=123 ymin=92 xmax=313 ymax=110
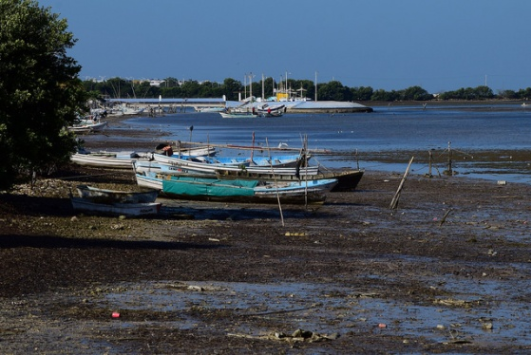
xmin=71 ymin=198 xmax=161 ymax=217
xmin=76 ymin=185 xmax=159 ymax=204
xmin=71 ymin=185 xmax=161 ymax=217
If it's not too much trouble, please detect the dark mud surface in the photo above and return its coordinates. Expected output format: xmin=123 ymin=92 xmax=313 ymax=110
xmin=1 ymin=120 xmax=531 ymax=354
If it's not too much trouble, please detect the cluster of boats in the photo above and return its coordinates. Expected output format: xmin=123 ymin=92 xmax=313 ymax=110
xmin=66 ymin=105 xmax=148 ymax=134
xmin=67 ymin=113 xmax=108 ymax=134
xmin=66 ymin=102 xmax=285 ymax=136
xmin=70 ymin=142 xmax=364 ymax=216
xmin=220 ymin=104 xmax=286 ymax=118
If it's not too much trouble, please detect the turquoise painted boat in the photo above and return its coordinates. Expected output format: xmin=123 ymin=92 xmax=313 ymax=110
xmin=135 ymin=171 xmax=336 ymax=205
xmin=163 ymin=177 xmax=257 ymax=198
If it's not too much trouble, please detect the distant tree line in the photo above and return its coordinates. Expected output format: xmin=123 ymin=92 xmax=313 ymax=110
xmin=82 ymin=77 xmax=531 ymax=102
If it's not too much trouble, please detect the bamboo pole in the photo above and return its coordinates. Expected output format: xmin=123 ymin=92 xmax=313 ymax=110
xmin=389 ymin=156 xmax=414 ymax=210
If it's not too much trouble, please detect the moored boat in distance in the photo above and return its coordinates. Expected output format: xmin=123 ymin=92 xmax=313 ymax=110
xmin=219 ymin=111 xmax=257 ymax=119
xmin=255 ymin=104 xmax=285 ymax=117
xmin=219 ymin=105 xmax=257 ymax=118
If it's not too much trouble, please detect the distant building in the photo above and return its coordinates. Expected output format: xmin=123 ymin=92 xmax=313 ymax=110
xmin=149 ymin=79 xmax=165 ymax=87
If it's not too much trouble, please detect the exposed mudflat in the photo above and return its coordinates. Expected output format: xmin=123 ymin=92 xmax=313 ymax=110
xmin=1 ymin=120 xmax=531 ymax=354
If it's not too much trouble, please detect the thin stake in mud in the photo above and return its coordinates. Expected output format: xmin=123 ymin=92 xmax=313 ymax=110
xmin=266 ymin=137 xmax=284 ymax=227
xmin=439 ymin=208 xmax=454 ymax=226
xmin=188 ymin=125 xmax=194 ymax=142
xmin=390 ymin=156 xmax=414 ymax=210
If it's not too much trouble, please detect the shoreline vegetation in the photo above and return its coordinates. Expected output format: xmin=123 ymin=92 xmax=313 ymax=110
xmin=83 ymin=77 xmax=531 ymax=104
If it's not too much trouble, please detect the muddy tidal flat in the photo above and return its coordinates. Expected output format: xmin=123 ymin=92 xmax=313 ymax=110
xmin=1 ymin=118 xmax=531 ymax=354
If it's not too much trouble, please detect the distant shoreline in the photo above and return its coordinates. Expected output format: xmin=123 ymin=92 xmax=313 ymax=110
xmin=362 ymin=99 xmax=528 ymax=107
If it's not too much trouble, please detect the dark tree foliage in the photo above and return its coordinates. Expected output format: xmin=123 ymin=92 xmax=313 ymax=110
xmin=439 ymin=86 xmax=494 ymax=100
xmin=81 ymin=78 xmax=531 ymax=103
xmin=0 ymin=0 xmax=86 ymax=189
xmin=401 ymin=86 xmax=432 ymax=101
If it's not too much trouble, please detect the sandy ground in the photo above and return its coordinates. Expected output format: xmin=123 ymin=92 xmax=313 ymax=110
xmin=1 ymin=119 xmax=531 ymax=354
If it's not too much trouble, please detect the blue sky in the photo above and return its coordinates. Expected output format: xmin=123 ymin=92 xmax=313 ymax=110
xmin=39 ymin=0 xmax=531 ymax=93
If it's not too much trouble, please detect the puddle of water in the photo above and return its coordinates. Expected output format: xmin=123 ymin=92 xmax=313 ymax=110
xmin=98 ymin=280 xmax=531 ymax=347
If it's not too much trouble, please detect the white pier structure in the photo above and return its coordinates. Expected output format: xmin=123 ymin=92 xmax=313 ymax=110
xmin=104 ymin=96 xmax=373 ymax=114
xmin=105 ymin=97 xmax=226 ymax=114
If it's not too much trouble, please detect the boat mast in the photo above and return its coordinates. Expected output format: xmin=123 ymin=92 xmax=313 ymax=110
xmin=261 ymin=73 xmax=265 ymax=101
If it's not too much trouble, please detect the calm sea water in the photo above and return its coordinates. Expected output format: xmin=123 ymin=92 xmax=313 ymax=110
xmin=125 ymin=104 xmax=531 ymax=183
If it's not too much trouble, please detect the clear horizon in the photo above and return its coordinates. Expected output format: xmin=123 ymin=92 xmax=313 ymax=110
xmin=39 ymin=0 xmax=531 ymax=93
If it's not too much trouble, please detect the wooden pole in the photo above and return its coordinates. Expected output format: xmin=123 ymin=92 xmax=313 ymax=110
xmin=303 ymin=134 xmax=309 ymax=207
xmin=439 ymin=208 xmax=453 ymax=226
xmin=389 ymin=156 xmax=414 ymax=210
xmin=266 ymin=138 xmax=284 ymax=226
xmin=250 ymin=132 xmax=255 ymax=164
xmin=447 ymin=141 xmax=452 ymax=176
xmin=428 ymin=150 xmax=432 ymax=177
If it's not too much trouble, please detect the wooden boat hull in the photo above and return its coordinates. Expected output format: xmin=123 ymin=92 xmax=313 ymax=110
xmin=134 ymin=161 xmax=213 ymax=177
xmin=135 ymin=172 xmax=163 ymax=190
xmin=71 ymin=151 xmax=151 ymax=169
xmin=219 ymin=112 xmax=256 ymax=118
xmin=322 ymin=169 xmax=364 ymax=191
xmin=217 ymin=168 xmax=364 ymax=191
xmin=155 ymin=143 xmax=217 ymax=157
xmin=76 ymin=185 xmax=159 ymax=204
xmin=67 ymin=121 xmax=108 ymax=133
xmin=152 ymin=153 xmax=318 ymax=176
xmin=71 ymin=198 xmax=161 ymax=217
xmin=256 ymin=104 xmax=285 ymax=117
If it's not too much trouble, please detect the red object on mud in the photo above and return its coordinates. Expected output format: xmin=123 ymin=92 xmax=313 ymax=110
xmin=112 ymin=312 xmax=120 ymax=318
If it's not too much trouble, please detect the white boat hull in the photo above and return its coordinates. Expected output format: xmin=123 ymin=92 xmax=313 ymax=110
xmin=71 ymin=151 xmax=151 ymax=169
xmin=71 ymin=198 xmax=161 ymax=217
xmin=152 ymin=153 xmax=318 ymax=176
xmin=76 ymin=185 xmax=159 ymax=204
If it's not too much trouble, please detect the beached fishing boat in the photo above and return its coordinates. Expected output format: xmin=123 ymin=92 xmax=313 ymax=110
xmin=134 ymin=171 xmax=336 ymax=205
xmin=151 ymin=152 xmax=316 ymax=176
xmin=319 ymin=168 xmax=365 ymax=191
xmin=67 ymin=117 xmax=108 ymax=134
xmin=215 ymin=167 xmax=364 ymax=191
xmin=155 ymin=143 xmax=217 ymax=157
xmin=134 ymin=160 xmax=361 ymax=191
xmin=71 ymin=150 xmax=152 ymax=169
xmin=76 ymin=185 xmax=159 ymax=204
xmin=71 ymin=197 xmax=161 ymax=217
xmin=134 ymin=160 xmax=212 ymax=177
